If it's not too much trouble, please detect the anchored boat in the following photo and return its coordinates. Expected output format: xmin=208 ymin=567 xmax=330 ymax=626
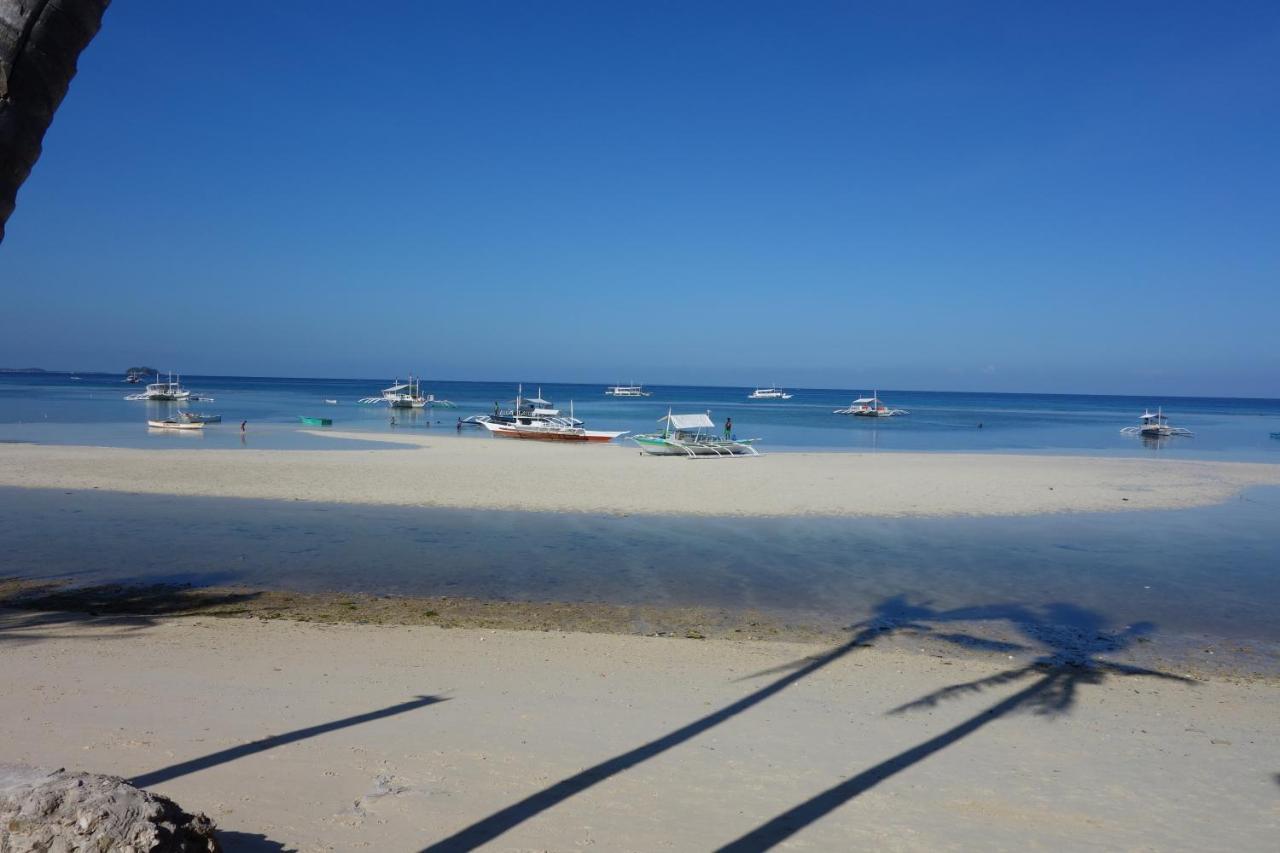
xmin=300 ymin=416 xmax=333 ymax=427
xmin=359 ymin=375 xmax=455 ymax=409
xmin=1121 ymin=408 xmax=1192 ymax=438
xmin=125 ymin=372 xmax=191 ymax=401
xmin=748 ymin=387 xmax=792 ymax=400
xmin=480 ymin=387 xmax=623 ymax=443
xmin=632 ymin=411 xmax=760 ymax=458
xmin=834 ymin=392 xmax=908 ymax=417
xmin=147 ymin=418 xmax=203 ymax=430
xmin=604 ymin=383 xmax=652 ymax=397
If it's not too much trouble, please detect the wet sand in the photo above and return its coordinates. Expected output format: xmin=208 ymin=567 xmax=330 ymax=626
xmin=0 ymin=597 xmax=1275 ymax=851
xmin=1 ymin=435 xmax=1278 ymax=517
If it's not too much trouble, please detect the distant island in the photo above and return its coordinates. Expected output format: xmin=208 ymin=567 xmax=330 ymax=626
xmin=0 ymin=367 xmax=49 ymax=373
xmin=126 ymin=366 xmax=159 ymax=375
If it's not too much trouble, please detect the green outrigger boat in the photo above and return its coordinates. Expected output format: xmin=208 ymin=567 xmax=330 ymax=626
xmin=299 ymin=416 xmax=333 ymax=427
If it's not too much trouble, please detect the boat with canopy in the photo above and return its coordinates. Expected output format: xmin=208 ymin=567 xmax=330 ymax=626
xmin=834 ymin=392 xmax=908 ymax=417
xmin=632 ymin=411 xmax=760 ymax=457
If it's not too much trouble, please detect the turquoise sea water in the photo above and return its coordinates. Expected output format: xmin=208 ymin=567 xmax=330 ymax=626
xmin=2 ymin=371 xmax=1279 ymax=459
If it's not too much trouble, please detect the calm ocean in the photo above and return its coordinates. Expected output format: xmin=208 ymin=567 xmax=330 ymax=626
xmin=2 ymin=371 xmax=1279 ymax=459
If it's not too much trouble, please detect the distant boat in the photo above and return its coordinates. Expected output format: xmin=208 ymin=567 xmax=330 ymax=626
xmin=147 ymin=418 xmax=203 ymax=430
xmin=1121 ymin=408 xmax=1192 ymax=438
xmin=324 ymin=399 xmax=338 ymax=404
xmin=124 ymin=370 xmax=144 ymax=384
xmin=125 ymin=372 xmax=191 ymax=401
xmin=604 ymin=383 xmax=652 ymax=397
xmin=359 ymin=375 xmax=454 ymax=409
xmin=632 ymin=411 xmax=760 ymax=458
xmin=179 ymin=411 xmax=221 ymax=424
xmin=748 ymin=387 xmax=792 ymax=400
xmin=300 ymin=416 xmax=333 ymax=427
xmin=834 ymin=392 xmax=908 ymax=417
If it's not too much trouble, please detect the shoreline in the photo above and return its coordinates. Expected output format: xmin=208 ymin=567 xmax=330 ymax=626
xmin=3 ymin=578 xmax=1274 ymax=682
xmin=2 ymin=435 xmax=1278 ymax=518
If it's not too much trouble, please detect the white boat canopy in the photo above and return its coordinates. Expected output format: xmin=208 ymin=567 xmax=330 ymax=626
xmin=660 ymin=413 xmax=716 ymax=430
xmin=851 ymin=397 xmax=877 ymax=404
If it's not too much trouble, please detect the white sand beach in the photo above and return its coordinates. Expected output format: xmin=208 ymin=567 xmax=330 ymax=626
xmin=1 ymin=435 xmax=1278 ymax=517
xmin=0 ymin=608 xmax=1275 ymax=851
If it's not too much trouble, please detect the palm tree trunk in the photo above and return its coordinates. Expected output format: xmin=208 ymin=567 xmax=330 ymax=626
xmin=0 ymin=0 xmax=110 ymax=243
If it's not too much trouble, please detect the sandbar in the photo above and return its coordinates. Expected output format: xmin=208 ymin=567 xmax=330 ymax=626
xmin=1 ymin=435 xmax=1277 ymax=517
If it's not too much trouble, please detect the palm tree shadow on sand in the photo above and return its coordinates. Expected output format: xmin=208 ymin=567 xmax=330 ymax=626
xmin=421 ymin=596 xmax=1037 ymax=852
xmin=715 ymin=602 xmax=1196 ymax=852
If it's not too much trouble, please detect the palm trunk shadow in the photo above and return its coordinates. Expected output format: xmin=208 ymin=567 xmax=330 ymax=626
xmin=131 ymin=695 xmax=447 ymax=789
xmin=419 ymin=626 xmax=886 ymax=853
xmin=715 ymin=671 xmax=1060 ymax=852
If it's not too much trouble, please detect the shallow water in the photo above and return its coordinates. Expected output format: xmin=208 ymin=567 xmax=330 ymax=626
xmin=3 ymin=372 xmax=1279 ymax=459
xmin=3 ymin=485 xmax=1277 ymax=671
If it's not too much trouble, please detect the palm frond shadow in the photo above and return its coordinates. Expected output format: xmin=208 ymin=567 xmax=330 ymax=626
xmin=716 ymin=603 xmax=1197 ymax=851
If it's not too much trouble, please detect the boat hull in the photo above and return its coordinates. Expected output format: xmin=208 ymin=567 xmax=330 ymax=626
xmin=481 ymin=421 xmax=623 ymax=442
xmin=148 ymin=420 xmax=203 ymax=430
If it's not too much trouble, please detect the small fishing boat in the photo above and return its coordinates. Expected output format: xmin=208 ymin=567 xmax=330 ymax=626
xmin=834 ymin=392 xmax=908 ymax=417
xmin=300 ymin=416 xmax=333 ymax=427
xmin=324 ymin=399 xmax=338 ymax=404
xmin=359 ymin=375 xmax=454 ymax=409
xmin=1121 ymin=408 xmax=1192 ymax=438
xmin=179 ymin=411 xmax=221 ymax=424
xmin=125 ymin=372 xmax=191 ymax=401
xmin=147 ymin=418 xmax=203 ymax=430
xmin=458 ymin=415 xmax=490 ymax=427
xmin=748 ymin=387 xmax=793 ymax=400
xmin=632 ymin=411 xmax=760 ymax=458
xmin=604 ymin=383 xmax=652 ymax=397
xmin=1270 ymin=432 xmax=1280 ymax=440
xmin=124 ymin=370 xmax=145 ymax=384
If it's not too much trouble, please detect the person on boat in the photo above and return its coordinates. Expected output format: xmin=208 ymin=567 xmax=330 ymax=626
xmin=724 ymin=417 xmax=733 ymax=439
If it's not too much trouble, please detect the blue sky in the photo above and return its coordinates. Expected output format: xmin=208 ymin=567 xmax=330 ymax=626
xmin=2 ymin=1 xmax=1277 ymax=396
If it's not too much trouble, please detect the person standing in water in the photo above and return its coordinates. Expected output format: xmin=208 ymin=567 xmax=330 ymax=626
xmin=240 ymin=420 xmax=246 ymax=433
xmin=724 ymin=417 xmax=733 ymax=439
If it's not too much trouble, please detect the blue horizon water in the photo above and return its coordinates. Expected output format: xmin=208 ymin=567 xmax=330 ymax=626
xmin=2 ymin=371 xmax=1279 ymax=461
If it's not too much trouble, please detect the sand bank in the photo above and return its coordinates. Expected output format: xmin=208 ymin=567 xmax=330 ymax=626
xmin=1 ymin=435 xmax=1277 ymax=517
xmin=0 ymin=605 xmax=1275 ymax=851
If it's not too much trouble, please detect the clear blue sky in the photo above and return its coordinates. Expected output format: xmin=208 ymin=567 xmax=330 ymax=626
xmin=2 ymin=1 xmax=1277 ymax=396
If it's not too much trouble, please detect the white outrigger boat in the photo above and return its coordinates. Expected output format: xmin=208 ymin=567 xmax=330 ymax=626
xmin=147 ymin=418 xmax=204 ymax=430
xmin=359 ymin=375 xmax=455 ymax=409
xmin=481 ymin=387 xmax=623 ymax=443
xmin=604 ymin=383 xmax=652 ymax=397
xmin=632 ymin=411 xmax=760 ymax=458
xmin=748 ymin=387 xmax=792 ymax=400
xmin=125 ymin=372 xmax=191 ymax=401
xmin=1121 ymin=408 xmax=1192 ymax=438
xmin=834 ymin=392 xmax=908 ymax=417
xmin=178 ymin=411 xmax=221 ymax=424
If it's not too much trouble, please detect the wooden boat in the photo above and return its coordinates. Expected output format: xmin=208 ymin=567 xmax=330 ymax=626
xmin=748 ymin=387 xmax=792 ymax=400
xmin=834 ymin=392 xmax=908 ymax=417
xmin=300 ymin=416 xmax=333 ymax=426
xmin=148 ymin=418 xmax=203 ymax=430
xmin=632 ymin=411 xmax=759 ymax=457
xmin=1121 ymin=408 xmax=1192 ymax=438
xmin=480 ymin=389 xmax=623 ymax=443
xmin=179 ymin=411 xmax=221 ymax=424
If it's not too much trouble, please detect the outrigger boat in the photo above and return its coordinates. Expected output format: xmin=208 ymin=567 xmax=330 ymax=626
xmin=834 ymin=392 xmax=908 ymax=417
xmin=604 ymin=383 xmax=652 ymax=397
xmin=178 ymin=411 xmax=221 ymax=424
xmin=125 ymin=372 xmax=191 ymax=401
xmin=359 ymin=375 xmax=455 ymax=409
xmin=480 ymin=388 xmax=623 ymax=443
xmin=632 ymin=411 xmax=760 ymax=458
xmin=147 ymin=418 xmax=203 ymax=430
xmin=1121 ymin=408 xmax=1192 ymax=438
xmin=748 ymin=387 xmax=792 ymax=400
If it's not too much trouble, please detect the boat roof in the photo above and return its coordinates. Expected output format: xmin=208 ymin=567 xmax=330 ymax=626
xmin=660 ymin=413 xmax=715 ymax=430
xmin=852 ymin=396 xmax=878 ymax=403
